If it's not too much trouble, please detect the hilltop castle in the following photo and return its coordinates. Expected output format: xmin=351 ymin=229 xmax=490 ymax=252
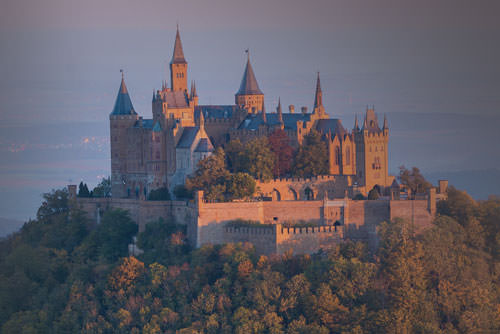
xmin=72 ymin=28 xmax=448 ymax=255
xmin=110 ymin=27 xmax=392 ymax=200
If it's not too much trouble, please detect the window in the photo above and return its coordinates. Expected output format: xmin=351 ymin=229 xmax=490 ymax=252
xmin=346 ymin=146 xmax=351 ymax=165
xmin=335 ymin=147 xmax=341 ymax=165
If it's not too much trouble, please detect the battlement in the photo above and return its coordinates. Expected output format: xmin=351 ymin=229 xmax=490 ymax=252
xmin=279 ymin=224 xmax=342 ymax=235
xmin=259 ymin=174 xmax=338 ymax=185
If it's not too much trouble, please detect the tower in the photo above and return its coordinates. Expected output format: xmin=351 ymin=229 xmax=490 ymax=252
xmin=109 ymin=71 xmax=139 ymax=198
xmin=354 ymin=106 xmax=390 ymax=192
xmin=235 ymin=51 xmax=264 ymax=114
xmin=170 ymin=26 xmax=188 ymax=92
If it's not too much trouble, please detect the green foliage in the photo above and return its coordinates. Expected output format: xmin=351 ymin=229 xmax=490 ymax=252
xmin=367 ymin=187 xmax=380 ymax=200
xmin=227 ymin=172 xmax=256 ymax=199
xmin=147 ymin=187 xmax=171 ymax=201
xmin=77 ymin=181 xmax=90 ymax=198
xmin=186 ymin=147 xmax=230 ymax=201
xmin=92 ymin=176 xmax=111 ymax=197
xmin=231 ymin=137 xmax=275 ymax=181
xmin=398 ymin=166 xmax=431 ymax=197
xmin=173 ymin=184 xmax=193 ymax=200
xmin=292 ymin=130 xmax=328 ymax=177
xmin=353 ymin=193 xmax=366 ymax=200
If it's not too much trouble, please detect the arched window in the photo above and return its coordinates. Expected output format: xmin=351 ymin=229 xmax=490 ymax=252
xmin=346 ymin=146 xmax=351 ymax=165
xmin=335 ymin=147 xmax=341 ymax=165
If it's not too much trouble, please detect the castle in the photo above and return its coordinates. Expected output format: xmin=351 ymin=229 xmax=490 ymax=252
xmin=110 ymin=27 xmax=392 ymax=200
xmin=72 ymin=28 xmax=447 ymax=255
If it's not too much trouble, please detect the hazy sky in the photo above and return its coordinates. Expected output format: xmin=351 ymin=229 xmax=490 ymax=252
xmin=0 ymin=0 xmax=499 ymax=221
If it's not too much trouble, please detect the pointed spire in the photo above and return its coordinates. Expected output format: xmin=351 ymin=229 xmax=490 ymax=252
xmin=171 ymin=25 xmax=187 ymax=64
xmin=383 ymin=114 xmax=388 ymax=129
xmin=152 ymin=89 xmax=156 ymax=102
xmin=190 ymin=81 xmax=194 ymax=98
xmin=199 ymin=109 xmax=205 ymax=129
xmin=277 ymin=97 xmax=283 ymax=123
xmin=314 ymin=72 xmax=323 ymax=109
xmin=261 ymin=103 xmax=267 ymax=123
xmin=111 ymin=70 xmax=136 ymax=115
xmin=236 ymin=50 xmax=263 ymax=95
xmin=363 ymin=114 xmax=368 ymax=129
xmin=192 ymin=80 xmax=197 ymax=97
xmin=354 ymin=114 xmax=359 ymax=130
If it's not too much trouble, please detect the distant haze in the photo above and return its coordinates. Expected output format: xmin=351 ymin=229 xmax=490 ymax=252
xmin=0 ymin=0 xmax=499 ymax=222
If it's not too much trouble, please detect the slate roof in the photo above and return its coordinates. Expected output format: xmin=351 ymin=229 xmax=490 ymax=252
xmin=171 ymin=28 xmax=187 ymax=64
xmin=315 ymin=119 xmax=347 ymax=138
xmin=195 ymin=138 xmax=214 ymax=153
xmin=238 ymin=113 xmax=311 ymax=131
xmin=236 ymin=58 xmax=263 ymax=95
xmin=133 ymin=118 xmax=154 ymax=129
xmin=195 ymin=105 xmax=238 ymax=120
xmin=111 ymin=77 xmax=137 ymax=116
xmin=177 ymin=127 xmax=199 ymax=148
xmin=163 ymin=91 xmax=189 ymax=108
xmin=152 ymin=121 xmax=162 ymax=132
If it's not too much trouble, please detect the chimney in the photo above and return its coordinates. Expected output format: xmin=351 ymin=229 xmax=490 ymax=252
xmin=289 ymin=105 xmax=295 ymax=113
xmin=301 ymin=106 xmax=308 ymax=114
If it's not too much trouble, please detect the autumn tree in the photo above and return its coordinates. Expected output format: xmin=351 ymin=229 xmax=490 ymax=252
xmin=268 ymin=129 xmax=294 ymax=177
xmin=398 ymin=166 xmax=431 ymax=198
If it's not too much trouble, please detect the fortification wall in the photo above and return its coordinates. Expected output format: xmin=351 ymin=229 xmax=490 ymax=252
xmin=224 ymin=226 xmax=277 ymax=255
xmin=75 ymin=197 xmax=196 ymax=234
xmin=390 ymin=200 xmax=433 ymax=232
xmin=196 ymin=199 xmax=325 ymax=247
xmin=276 ymin=225 xmax=343 ymax=255
xmin=345 ymin=200 xmax=390 ymax=245
xmin=256 ymin=175 xmax=351 ymax=201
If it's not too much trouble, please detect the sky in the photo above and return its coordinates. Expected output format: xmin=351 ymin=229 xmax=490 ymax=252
xmin=0 ymin=0 xmax=499 ymax=222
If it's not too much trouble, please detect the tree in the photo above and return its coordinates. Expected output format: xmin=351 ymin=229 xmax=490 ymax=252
xmin=147 ymin=187 xmax=171 ymax=201
xmin=36 ymin=188 xmax=70 ymax=220
xmin=292 ymin=130 xmax=328 ymax=177
xmin=225 ymin=139 xmax=245 ymax=173
xmin=92 ymin=177 xmax=111 ymax=197
xmin=239 ymin=138 xmax=275 ymax=181
xmin=268 ymin=129 xmax=294 ymax=178
xmin=398 ymin=166 xmax=431 ymax=198
xmin=78 ymin=181 xmax=90 ymax=198
xmin=186 ymin=148 xmax=230 ymax=201
xmin=227 ymin=173 xmax=256 ymax=200
xmin=367 ymin=187 xmax=380 ymax=200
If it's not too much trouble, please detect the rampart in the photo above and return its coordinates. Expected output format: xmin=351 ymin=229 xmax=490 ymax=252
xmin=223 ymin=224 xmax=343 ymax=255
xmin=72 ymin=186 xmax=438 ymax=253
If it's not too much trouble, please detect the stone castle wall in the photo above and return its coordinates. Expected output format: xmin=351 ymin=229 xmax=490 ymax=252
xmin=73 ymin=187 xmax=437 ymax=254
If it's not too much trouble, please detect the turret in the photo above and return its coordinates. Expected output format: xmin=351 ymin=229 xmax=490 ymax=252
xmin=189 ymin=80 xmax=199 ymax=106
xmin=235 ymin=50 xmax=264 ymax=114
xmin=109 ymin=71 xmax=139 ymax=198
xmin=277 ymin=97 xmax=283 ymax=124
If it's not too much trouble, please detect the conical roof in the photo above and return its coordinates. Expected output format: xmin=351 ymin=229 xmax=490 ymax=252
xmin=236 ymin=55 xmax=263 ymax=95
xmin=111 ymin=74 xmax=137 ymax=115
xmin=171 ymin=27 xmax=187 ymax=64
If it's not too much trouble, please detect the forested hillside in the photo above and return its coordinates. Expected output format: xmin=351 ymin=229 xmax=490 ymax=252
xmin=1 ymin=187 xmax=500 ymax=333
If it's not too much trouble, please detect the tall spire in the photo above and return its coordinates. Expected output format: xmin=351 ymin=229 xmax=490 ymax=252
xmin=152 ymin=89 xmax=156 ymax=102
xmin=261 ymin=103 xmax=267 ymax=123
xmin=192 ymin=80 xmax=197 ymax=97
xmin=171 ymin=25 xmax=187 ymax=64
xmin=236 ymin=51 xmax=263 ymax=95
xmin=314 ymin=72 xmax=323 ymax=109
xmin=277 ymin=97 xmax=283 ymax=123
xmin=383 ymin=114 xmax=388 ymax=129
xmin=111 ymin=70 xmax=136 ymax=115
xmin=354 ymin=114 xmax=359 ymax=130
xmin=199 ymin=109 xmax=205 ymax=129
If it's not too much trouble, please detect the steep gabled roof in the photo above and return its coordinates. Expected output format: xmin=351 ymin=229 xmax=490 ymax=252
xmin=177 ymin=127 xmax=199 ymax=148
xmin=238 ymin=112 xmax=311 ymax=131
xmin=111 ymin=75 xmax=137 ymax=116
xmin=236 ymin=56 xmax=263 ymax=96
xmin=195 ymin=138 xmax=214 ymax=153
xmin=315 ymin=119 xmax=346 ymax=139
xmin=171 ymin=27 xmax=187 ymax=65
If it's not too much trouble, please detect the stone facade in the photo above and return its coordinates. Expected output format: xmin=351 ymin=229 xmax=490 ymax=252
xmin=110 ymin=28 xmax=395 ymax=201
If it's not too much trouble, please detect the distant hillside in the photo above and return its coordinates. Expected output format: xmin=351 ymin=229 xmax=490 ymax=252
xmin=425 ymin=168 xmax=500 ymax=200
xmin=0 ymin=217 xmax=24 ymax=238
